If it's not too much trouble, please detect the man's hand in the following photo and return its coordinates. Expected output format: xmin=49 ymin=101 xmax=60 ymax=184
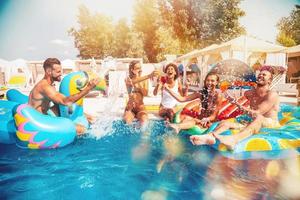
xmin=224 ymin=92 xmax=236 ymax=104
xmin=87 ymin=78 xmax=100 ymax=89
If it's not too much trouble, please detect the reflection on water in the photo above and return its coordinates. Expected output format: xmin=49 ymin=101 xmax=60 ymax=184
xmin=0 ymin=120 xmax=300 ymax=200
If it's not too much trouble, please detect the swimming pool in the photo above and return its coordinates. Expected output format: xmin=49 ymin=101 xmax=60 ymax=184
xmin=1 ymin=119 xmax=299 ymax=200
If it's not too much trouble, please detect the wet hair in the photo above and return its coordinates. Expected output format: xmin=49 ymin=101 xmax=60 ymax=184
xmin=204 ymin=71 xmax=220 ymax=84
xmin=259 ymin=65 xmax=274 ymax=81
xmin=201 ymin=72 xmax=220 ymax=110
xmin=128 ymin=60 xmax=140 ymax=79
xmin=164 ymin=63 xmax=179 ymax=80
xmin=43 ymin=58 xmax=61 ymax=71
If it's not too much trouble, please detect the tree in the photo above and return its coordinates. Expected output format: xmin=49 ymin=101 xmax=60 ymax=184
xmin=156 ymin=26 xmax=181 ymax=61
xmin=112 ymin=18 xmax=131 ymax=58
xmin=201 ymin=0 xmax=245 ymax=46
xmin=158 ymin=0 xmax=203 ymax=52
xmin=132 ymin=0 xmax=161 ymax=62
xmin=69 ymin=5 xmax=114 ymax=59
xmin=159 ymin=0 xmax=245 ymax=51
xmin=277 ymin=5 xmax=300 ymax=46
xmin=70 ymin=1 xmax=246 ymax=61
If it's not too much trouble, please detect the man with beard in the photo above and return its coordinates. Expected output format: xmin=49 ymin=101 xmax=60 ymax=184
xmin=190 ymin=66 xmax=280 ymax=149
xmin=28 ymin=58 xmax=99 ymax=135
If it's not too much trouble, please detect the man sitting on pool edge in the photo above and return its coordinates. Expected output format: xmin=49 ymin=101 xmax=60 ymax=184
xmin=190 ymin=66 xmax=280 ymax=150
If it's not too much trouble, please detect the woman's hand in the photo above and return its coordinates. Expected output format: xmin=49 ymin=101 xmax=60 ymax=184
xmin=184 ymin=78 xmax=190 ymax=88
xmin=151 ymin=70 xmax=160 ymax=78
xmin=200 ymin=118 xmax=210 ymax=127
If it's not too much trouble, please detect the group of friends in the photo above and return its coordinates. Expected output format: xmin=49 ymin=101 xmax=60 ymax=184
xmin=28 ymin=58 xmax=280 ymax=150
xmin=123 ymin=61 xmax=280 ymax=150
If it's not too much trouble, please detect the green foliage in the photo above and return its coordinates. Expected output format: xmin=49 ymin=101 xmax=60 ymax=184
xmin=277 ymin=5 xmax=300 ymax=46
xmin=132 ymin=0 xmax=161 ymax=62
xmin=201 ymin=0 xmax=245 ymax=46
xmin=158 ymin=0 xmax=245 ymax=51
xmin=69 ymin=5 xmax=114 ymax=59
xmin=276 ymin=32 xmax=296 ymax=47
xmin=156 ymin=26 xmax=182 ymax=61
xmin=69 ymin=1 xmax=245 ymax=62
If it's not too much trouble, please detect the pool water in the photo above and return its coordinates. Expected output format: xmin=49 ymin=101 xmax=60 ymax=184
xmin=1 ymin=120 xmax=299 ymax=200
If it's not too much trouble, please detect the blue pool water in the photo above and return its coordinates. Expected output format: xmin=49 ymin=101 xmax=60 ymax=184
xmin=0 ymin=120 xmax=299 ymax=200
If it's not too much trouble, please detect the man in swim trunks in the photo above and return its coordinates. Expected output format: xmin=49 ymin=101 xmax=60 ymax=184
xmin=28 ymin=58 xmax=99 ymax=135
xmin=190 ymin=66 xmax=280 ymax=149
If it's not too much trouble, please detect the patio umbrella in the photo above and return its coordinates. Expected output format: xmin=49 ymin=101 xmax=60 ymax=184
xmin=210 ymin=59 xmax=256 ymax=82
xmin=209 ymin=59 xmax=256 ymax=91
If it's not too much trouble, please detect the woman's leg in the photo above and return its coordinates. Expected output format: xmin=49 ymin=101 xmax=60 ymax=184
xmin=189 ymin=120 xmax=242 ymax=146
xmin=124 ymin=110 xmax=135 ymax=124
xmin=169 ymin=118 xmax=197 ymax=134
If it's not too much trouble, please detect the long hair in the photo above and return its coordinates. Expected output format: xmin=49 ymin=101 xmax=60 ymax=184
xmin=201 ymin=72 xmax=220 ymax=110
xmin=128 ymin=61 xmax=140 ymax=79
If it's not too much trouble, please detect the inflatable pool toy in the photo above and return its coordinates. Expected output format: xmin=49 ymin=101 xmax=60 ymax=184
xmin=173 ymin=98 xmax=300 ymax=160
xmin=217 ymin=96 xmax=250 ymax=121
xmin=86 ymin=71 xmax=107 ymax=92
xmin=173 ymin=108 xmax=207 ymax=135
xmin=6 ymin=88 xmax=29 ymax=104
xmin=178 ymin=103 xmax=300 ymax=160
xmin=0 ymin=71 xmax=91 ymax=149
xmin=174 ymin=96 xmax=250 ymax=125
xmin=212 ymin=105 xmax=300 ymax=159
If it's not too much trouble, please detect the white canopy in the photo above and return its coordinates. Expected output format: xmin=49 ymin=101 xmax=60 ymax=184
xmin=177 ymin=35 xmax=285 ymax=62
xmin=282 ymin=44 xmax=300 ymax=54
xmin=176 ymin=35 xmax=286 ymax=87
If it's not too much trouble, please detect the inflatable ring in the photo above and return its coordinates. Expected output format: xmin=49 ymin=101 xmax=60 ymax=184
xmin=173 ymin=109 xmax=207 ymax=135
xmin=210 ymin=104 xmax=300 ymax=160
xmin=14 ymin=104 xmax=76 ymax=149
xmin=217 ymin=96 xmax=250 ymax=120
xmin=1 ymin=71 xmax=91 ymax=149
xmin=173 ymin=96 xmax=250 ymax=136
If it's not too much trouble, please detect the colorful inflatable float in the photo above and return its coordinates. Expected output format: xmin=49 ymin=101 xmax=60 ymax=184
xmin=174 ymin=60 xmax=300 ymax=159
xmin=175 ymin=101 xmax=300 ymax=160
xmin=0 ymin=71 xmax=104 ymax=149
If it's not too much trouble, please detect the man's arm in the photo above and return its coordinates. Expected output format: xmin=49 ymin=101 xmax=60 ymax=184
xmin=43 ymin=79 xmax=99 ymax=106
xmin=235 ymin=91 xmax=278 ymax=116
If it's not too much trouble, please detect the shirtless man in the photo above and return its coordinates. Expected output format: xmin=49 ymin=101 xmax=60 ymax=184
xmin=190 ymin=67 xmax=280 ymax=149
xmin=28 ymin=58 xmax=99 ymax=135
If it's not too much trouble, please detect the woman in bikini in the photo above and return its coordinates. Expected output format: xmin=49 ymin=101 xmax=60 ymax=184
xmin=153 ymin=63 xmax=188 ymax=122
xmin=165 ymin=72 xmax=223 ymax=135
xmin=124 ymin=61 xmax=158 ymax=126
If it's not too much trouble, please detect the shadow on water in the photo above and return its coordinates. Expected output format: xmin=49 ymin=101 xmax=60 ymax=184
xmin=0 ymin=120 xmax=300 ymax=200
